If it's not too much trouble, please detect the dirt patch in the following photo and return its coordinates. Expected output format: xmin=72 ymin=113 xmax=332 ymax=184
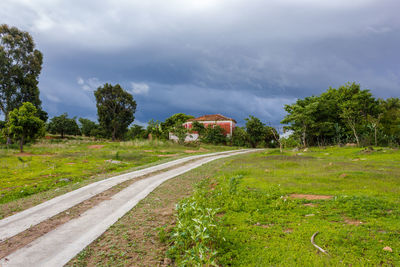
xmin=254 ymin=222 xmax=273 ymax=228
xmin=15 ymin=152 xmax=34 ymax=156
xmin=303 ymin=203 xmax=317 ymax=207
xmin=15 ymin=153 xmax=54 ymax=157
xmin=143 ymin=150 xmax=154 ymax=153
xmin=289 ymin=194 xmax=333 ymax=200
xmin=158 ymin=154 xmax=179 ymax=157
xmin=154 ymin=207 xmax=174 ymax=217
xmin=88 ymin=145 xmax=104 ymax=149
xmin=199 ymin=148 xmax=209 ymax=152
xmin=344 ymin=218 xmax=363 ymax=226
xmin=184 ymin=150 xmax=198 ymax=153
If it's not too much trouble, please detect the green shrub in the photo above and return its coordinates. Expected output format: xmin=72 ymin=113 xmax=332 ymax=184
xmin=201 ymin=125 xmax=226 ymax=145
xmin=167 ymin=197 xmax=220 ymax=266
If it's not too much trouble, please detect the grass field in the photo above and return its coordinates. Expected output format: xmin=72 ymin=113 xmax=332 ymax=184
xmin=0 ymin=136 xmax=232 ymax=209
xmin=166 ymin=147 xmax=400 ymax=266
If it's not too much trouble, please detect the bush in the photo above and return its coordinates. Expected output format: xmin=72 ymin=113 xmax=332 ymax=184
xmin=231 ymin=127 xmax=248 ymax=147
xmin=201 ymin=125 xmax=227 ymax=145
xmin=127 ymin=124 xmax=147 ymax=140
xmin=79 ymin=118 xmax=98 ymax=137
xmin=281 ymin=135 xmax=300 ymax=148
xmin=48 ymin=113 xmax=80 ymax=138
xmin=166 ymin=193 xmax=219 ymax=266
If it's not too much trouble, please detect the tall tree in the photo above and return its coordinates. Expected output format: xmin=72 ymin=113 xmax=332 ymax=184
xmin=0 ymin=24 xmax=47 ymax=122
xmin=245 ymin=115 xmax=265 ymax=148
xmin=281 ymin=97 xmax=319 ymax=147
xmin=6 ymin=102 xmax=44 ymax=152
xmin=337 ymin=83 xmax=379 ymax=146
xmin=94 ymin=83 xmax=136 ymax=141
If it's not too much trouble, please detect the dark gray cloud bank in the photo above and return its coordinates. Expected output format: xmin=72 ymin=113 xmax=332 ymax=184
xmin=1 ymin=0 xmax=399 ymax=125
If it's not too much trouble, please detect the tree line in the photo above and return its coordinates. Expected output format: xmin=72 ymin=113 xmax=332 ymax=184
xmin=281 ymin=82 xmax=400 ymax=147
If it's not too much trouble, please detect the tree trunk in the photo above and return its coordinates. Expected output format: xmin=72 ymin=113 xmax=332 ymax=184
xmin=61 ymin=130 xmax=64 ymax=139
xmin=351 ymin=125 xmax=360 ymax=147
xmin=112 ymin=127 xmax=116 ymax=141
xmin=374 ymin=126 xmax=377 ymax=146
xmin=302 ymin=130 xmax=307 ymax=148
xmin=19 ymin=136 xmax=24 ymax=153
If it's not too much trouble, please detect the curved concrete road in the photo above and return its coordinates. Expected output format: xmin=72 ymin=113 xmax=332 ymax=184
xmin=0 ymin=149 xmax=248 ymax=242
xmin=0 ymin=149 xmax=256 ymax=266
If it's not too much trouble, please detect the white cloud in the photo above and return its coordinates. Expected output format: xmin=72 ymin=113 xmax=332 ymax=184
xmin=77 ymin=77 xmax=84 ymax=85
xmin=77 ymin=77 xmax=103 ymax=92
xmin=132 ymin=119 xmax=148 ymax=127
xmin=130 ymin=82 xmax=150 ymax=95
xmin=45 ymin=94 xmax=61 ymax=103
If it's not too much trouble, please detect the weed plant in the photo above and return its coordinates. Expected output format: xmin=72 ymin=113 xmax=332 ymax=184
xmin=166 ymin=179 xmax=220 ymax=266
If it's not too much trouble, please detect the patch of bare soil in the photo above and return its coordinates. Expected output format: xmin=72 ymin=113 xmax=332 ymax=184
xmin=87 ymin=145 xmax=104 ymax=149
xmin=289 ymin=194 xmax=333 ymax=200
xmin=254 ymin=222 xmax=274 ymax=228
xmin=303 ymin=203 xmax=317 ymax=207
xmin=143 ymin=150 xmax=154 ymax=152
xmin=184 ymin=150 xmax=198 ymax=153
xmin=15 ymin=152 xmax=34 ymax=156
xmin=344 ymin=218 xmax=363 ymax=226
xmin=198 ymin=148 xmax=209 ymax=152
xmin=15 ymin=153 xmax=54 ymax=157
xmin=158 ymin=154 xmax=178 ymax=157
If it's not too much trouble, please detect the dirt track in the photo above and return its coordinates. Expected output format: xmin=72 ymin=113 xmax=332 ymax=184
xmin=0 ymin=149 xmax=255 ymax=266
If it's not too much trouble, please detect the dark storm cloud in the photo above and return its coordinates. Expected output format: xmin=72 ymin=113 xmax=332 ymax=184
xmin=1 ymin=0 xmax=399 ymax=125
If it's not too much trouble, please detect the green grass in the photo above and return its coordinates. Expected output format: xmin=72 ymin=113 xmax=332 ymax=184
xmin=167 ymin=147 xmax=400 ymax=266
xmin=0 ymin=136 xmax=233 ymax=206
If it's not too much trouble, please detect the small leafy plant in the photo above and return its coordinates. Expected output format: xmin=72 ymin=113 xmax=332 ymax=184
xmin=166 ymin=195 xmax=220 ymax=266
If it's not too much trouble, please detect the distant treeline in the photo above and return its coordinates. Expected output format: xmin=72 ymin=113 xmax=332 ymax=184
xmin=42 ymin=113 xmax=280 ymax=149
xmin=281 ymin=82 xmax=400 ymax=147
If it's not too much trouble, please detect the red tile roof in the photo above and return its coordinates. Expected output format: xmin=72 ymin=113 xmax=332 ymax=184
xmin=187 ymin=114 xmax=237 ymax=123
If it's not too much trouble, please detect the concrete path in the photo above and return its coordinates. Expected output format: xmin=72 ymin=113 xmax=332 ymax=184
xmin=0 ymin=149 xmax=245 ymax=242
xmin=0 ymin=149 xmax=254 ymax=266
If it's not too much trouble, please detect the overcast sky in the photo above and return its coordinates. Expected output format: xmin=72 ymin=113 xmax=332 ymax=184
xmin=1 ymin=0 xmax=399 ymax=125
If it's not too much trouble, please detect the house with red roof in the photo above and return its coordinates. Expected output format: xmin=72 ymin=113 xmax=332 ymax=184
xmin=169 ymin=114 xmax=237 ymax=142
